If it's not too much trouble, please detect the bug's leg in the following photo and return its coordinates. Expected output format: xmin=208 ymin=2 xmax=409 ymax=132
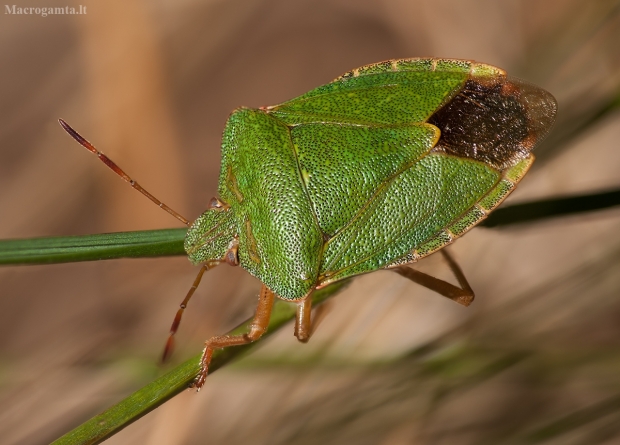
xmin=294 ymin=296 xmax=312 ymax=343
xmin=392 ymin=249 xmax=475 ymax=307
xmin=162 ymin=262 xmax=218 ymax=362
xmin=294 ymin=296 xmax=333 ymax=342
xmin=193 ymin=284 xmax=275 ymax=390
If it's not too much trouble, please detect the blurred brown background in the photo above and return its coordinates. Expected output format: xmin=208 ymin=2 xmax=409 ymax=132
xmin=1 ymin=0 xmax=620 ymax=444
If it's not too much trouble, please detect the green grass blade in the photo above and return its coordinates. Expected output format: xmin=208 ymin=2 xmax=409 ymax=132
xmin=0 ymin=228 xmax=186 ymax=265
xmin=2 ymin=190 xmax=619 ymax=267
xmin=50 ymin=280 xmax=349 ymax=445
xmin=482 ymin=188 xmax=620 ymax=228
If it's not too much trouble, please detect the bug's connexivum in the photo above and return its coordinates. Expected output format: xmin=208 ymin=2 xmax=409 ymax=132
xmin=61 ymin=58 xmax=557 ymax=390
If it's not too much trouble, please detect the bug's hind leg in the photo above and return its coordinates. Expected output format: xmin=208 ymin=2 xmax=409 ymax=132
xmin=193 ymin=284 xmax=275 ymax=390
xmin=392 ymin=249 xmax=475 ymax=307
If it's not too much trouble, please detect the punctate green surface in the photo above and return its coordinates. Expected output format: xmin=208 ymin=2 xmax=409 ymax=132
xmin=184 ymin=57 xmax=557 ymax=300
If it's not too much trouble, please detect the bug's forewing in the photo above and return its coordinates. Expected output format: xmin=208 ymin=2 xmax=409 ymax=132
xmin=265 ymin=58 xmax=556 ymax=287
xmin=321 ymin=154 xmax=501 ymax=282
xmin=267 ymin=59 xmax=475 ymax=239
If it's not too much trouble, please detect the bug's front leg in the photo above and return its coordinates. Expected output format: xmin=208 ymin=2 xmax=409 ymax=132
xmin=193 ymin=284 xmax=275 ymax=390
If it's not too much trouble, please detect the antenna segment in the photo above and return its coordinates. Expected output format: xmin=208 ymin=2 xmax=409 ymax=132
xmin=58 ymin=119 xmax=190 ymax=226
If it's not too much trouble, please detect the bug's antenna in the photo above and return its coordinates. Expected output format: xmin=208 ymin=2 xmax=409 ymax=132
xmin=58 ymin=119 xmax=191 ymax=226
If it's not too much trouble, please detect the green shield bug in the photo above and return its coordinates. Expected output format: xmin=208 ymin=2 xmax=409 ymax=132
xmin=59 ymin=58 xmax=557 ymax=389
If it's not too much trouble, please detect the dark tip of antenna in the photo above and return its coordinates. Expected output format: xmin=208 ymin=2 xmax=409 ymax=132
xmin=58 ymin=118 xmax=71 ymax=133
xmin=58 ymin=118 xmax=89 ymax=147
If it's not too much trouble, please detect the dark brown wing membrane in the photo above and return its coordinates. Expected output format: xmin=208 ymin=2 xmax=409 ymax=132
xmin=428 ymin=77 xmax=557 ymax=169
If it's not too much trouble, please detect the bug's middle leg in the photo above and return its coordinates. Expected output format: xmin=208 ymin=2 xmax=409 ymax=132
xmin=193 ymin=284 xmax=275 ymax=390
xmin=294 ymin=296 xmax=312 ymax=343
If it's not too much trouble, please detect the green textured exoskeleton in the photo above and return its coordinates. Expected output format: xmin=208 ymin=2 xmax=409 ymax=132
xmin=182 ymin=58 xmax=556 ymax=387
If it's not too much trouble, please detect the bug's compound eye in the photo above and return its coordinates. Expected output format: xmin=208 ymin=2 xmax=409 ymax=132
xmin=224 ymin=238 xmax=240 ymax=266
xmin=208 ymin=197 xmax=228 ymax=210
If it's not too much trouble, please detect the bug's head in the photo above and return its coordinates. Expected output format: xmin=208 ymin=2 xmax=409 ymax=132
xmin=184 ymin=197 xmax=238 ymax=266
